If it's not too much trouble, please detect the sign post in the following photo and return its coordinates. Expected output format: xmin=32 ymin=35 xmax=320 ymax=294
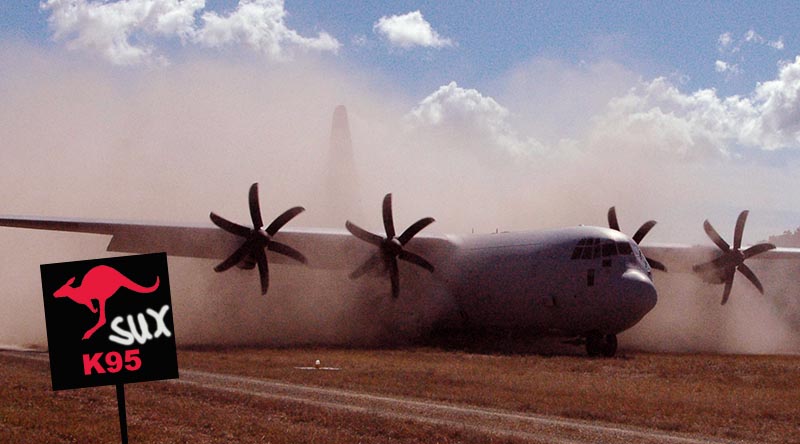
xmin=40 ymin=252 xmax=178 ymax=442
xmin=116 ymin=384 xmax=128 ymax=444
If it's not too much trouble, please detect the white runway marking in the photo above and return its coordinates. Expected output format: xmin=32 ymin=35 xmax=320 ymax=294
xmin=1 ymin=350 xmax=744 ymax=444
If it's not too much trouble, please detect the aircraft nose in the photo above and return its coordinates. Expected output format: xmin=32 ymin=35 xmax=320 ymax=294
xmin=622 ymin=268 xmax=658 ymax=318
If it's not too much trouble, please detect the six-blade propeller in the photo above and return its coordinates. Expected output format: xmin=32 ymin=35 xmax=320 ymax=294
xmin=345 ymin=193 xmax=435 ymax=299
xmin=210 ymin=183 xmax=307 ymax=295
xmin=607 ymin=207 xmax=667 ymax=271
xmin=692 ymin=210 xmax=776 ymax=305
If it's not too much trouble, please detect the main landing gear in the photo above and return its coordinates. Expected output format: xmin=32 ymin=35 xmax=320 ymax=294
xmin=585 ymin=331 xmax=617 ymax=357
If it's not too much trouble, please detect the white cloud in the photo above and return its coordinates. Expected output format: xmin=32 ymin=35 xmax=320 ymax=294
xmin=406 ymin=81 xmax=544 ymax=157
xmin=714 ymin=28 xmax=783 ymax=80
xmin=195 ymin=0 xmax=339 ymax=58
xmin=768 ymin=37 xmax=785 ymax=50
xmin=41 ymin=0 xmax=204 ymax=65
xmin=744 ymin=29 xmax=764 ymax=44
xmin=714 ymin=60 xmax=739 ymax=75
xmin=717 ymin=29 xmax=783 ymax=55
xmin=593 ymin=56 xmax=800 ymax=158
xmin=751 ymin=56 xmax=800 ymax=148
xmin=40 ymin=0 xmax=339 ymax=65
xmin=717 ymin=32 xmax=733 ymax=50
xmin=373 ymin=10 xmax=453 ymax=49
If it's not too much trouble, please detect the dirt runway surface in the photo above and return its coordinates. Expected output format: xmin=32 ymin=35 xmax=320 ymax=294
xmin=1 ymin=347 xmax=795 ymax=443
xmin=179 ymin=368 xmax=730 ymax=444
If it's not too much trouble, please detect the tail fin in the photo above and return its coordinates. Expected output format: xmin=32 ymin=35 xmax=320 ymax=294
xmin=324 ymin=105 xmax=361 ymax=224
xmin=330 ymin=105 xmax=353 ymax=159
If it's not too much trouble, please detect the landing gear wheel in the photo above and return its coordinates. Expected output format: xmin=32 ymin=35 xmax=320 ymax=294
xmin=586 ymin=332 xmax=602 ymax=357
xmin=600 ymin=334 xmax=617 ymax=357
xmin=585 ymin=332 xmax=617 ymax=357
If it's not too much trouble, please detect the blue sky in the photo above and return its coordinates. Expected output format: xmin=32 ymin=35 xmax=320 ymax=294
xmin=2 ymin=1 xmax=798 ymax=97
xmin=2 ymin=1 xmax=800 ymax=242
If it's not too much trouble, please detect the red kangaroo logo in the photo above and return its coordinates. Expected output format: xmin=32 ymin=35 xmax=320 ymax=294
xmin=54 ymin=265 xmax=160 ymax=340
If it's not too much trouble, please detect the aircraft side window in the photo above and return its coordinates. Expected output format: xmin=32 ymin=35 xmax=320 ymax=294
xmin=581 ymin=246 xmax=593 ymax=259
xmin=593 ymin=243 xmax=602 ymax=259
xmin=617 ymin=242 xmax=632 ymax=255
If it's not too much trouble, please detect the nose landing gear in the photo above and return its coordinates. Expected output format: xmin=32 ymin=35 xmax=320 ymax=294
xmin=586 ymin=331 xmax=617 ymax=357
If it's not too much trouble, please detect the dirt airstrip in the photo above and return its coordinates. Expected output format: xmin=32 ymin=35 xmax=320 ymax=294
xmin=1 ymin=346 xmax=798 ymax=443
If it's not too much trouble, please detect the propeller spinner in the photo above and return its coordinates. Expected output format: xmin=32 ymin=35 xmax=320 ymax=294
xmin=346 ymin=193 xmax=435 ymax=299
xmin=210 ymin=183 xmax=307 ymax=295
xmin=692 ymin=210 xmax=775 ymax=305
xmin=607 ymin=207 xmax=667 ymax=271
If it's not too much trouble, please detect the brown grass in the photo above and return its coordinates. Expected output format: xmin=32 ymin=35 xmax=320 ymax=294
xmin=2 ymin=347 xmax=799 ymax=443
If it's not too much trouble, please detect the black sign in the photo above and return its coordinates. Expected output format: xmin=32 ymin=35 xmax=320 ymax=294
xmin=40 ymin=253 xmax=178 ymax=391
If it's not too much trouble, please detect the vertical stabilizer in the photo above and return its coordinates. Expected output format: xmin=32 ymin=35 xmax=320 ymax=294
xmin=330 ymin=105 xmax=353 ymax=159
xmin=324 ymin=105 xmax=360 ymax=225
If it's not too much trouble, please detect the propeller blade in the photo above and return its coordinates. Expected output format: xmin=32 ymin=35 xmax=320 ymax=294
xmin=398 ymin=217 xmax=435 ymax=245
xmin=733 ymin=210 xmax=749 ymax=251
xmin=399 ymin=250 xmax=435 ymax=273
xmin=265 ymin=206 xmax=305 ymax=236
xmin=347 ymin=193 xmax=436 ymax=300
xmin=349 ymin=253 xmax=382 ymax=279
xmin=388 ymin=256 xmax=399 ymax=298
xmin=345 ymin=221 xmax=383 ymax=246
xmin=737 ymin=263 xmax=765 ymax=294
xmin=703 ymin=220 xmax=731 ymax=252
xmin=607 ymin=207 xmax=620 ymax=231
xmin=268 ymin=241 xmax=308 ymax=264
xmin=721 ymin=276 xmax=734 ymax=305
xmin=214 ymin=242 xmax=252 ymax=272
xmin=248 ymin=183 xmax=264 ymax=229
xmin=743 ymin=242 xmax=776 ymax=259
xmin=632 ymin=221 xmax=657 ymax=244
xmin=382 ymin=193 xmax=395 ymax=239
xmin=211 ymin=183 xmax=308 ymax=295
xmin=255 ymin=250 xmax=269 ymax=295
xmin=210 ymin=212 xmax=251 ymax=237
xmin=645 ymin=256 xmax=667 ymax=272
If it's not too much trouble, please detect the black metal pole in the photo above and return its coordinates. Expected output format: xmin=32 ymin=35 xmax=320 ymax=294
xmin=115 ymin=384 xmax=128 ymax=444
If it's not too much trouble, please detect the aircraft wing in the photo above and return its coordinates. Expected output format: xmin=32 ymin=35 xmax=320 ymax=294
xmin=641 ymin=243 xmax=800 ymax=273
xmin=0 ymin=216 xmax=457 ymax=270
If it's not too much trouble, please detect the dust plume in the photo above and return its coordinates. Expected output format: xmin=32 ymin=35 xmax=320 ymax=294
xmin=1 ymin=42 xmax=799 ymax=354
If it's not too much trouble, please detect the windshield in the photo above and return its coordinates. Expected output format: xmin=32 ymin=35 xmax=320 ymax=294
xmin=631 ymin=242 xmax=652 ymax=273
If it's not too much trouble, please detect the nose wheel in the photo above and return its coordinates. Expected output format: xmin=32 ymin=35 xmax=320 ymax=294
xmin=586 ymin=332 xmax=617 ymax=357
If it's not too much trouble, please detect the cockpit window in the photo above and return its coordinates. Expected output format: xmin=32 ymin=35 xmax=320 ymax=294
xmin=571 ymin=238 xmax=634 ymax=260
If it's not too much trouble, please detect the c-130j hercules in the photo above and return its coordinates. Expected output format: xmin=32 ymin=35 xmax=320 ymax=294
xmin=2 ymin=106 xmax=800 ymax=357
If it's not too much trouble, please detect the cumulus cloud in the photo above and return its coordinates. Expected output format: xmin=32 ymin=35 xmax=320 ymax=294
xmin=40 ymin=0 xmax=339 ymax=65
xmin=592 ymin=56 xmax=800 ymax=158
xmin=195 ymin=0 xmax=340 ymax=58
xmin=406 ymin=81 xmax=544 ymax=157
xmin=752 ymin=56 xmax=800 ymax=147
xmin=41 ymin=0 xmax=204 ymax=65
xmin=373 ymin=10 xmax=453 ymax=49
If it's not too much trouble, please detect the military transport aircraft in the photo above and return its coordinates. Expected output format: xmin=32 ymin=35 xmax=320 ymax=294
xmin=2 ymin=107 xmax=800 ymax=357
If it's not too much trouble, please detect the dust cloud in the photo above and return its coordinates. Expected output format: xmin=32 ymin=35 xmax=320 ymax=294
xmin=1 ymin=43 xmax=799 ymax=354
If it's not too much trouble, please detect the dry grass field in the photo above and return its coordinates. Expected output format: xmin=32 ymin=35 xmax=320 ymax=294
xmin=2 ymin=346 xmax=799 ymax=443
